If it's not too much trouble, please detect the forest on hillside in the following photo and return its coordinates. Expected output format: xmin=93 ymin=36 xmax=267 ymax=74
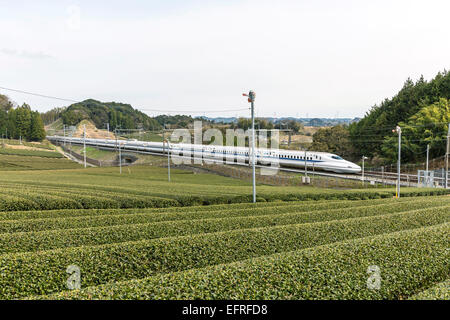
xmin=0 ymin=94 xmax=46 ymax=142
xmin=41 ymin=99 xmax=162 ymax=132
xmin=311 ymin=70 xmax=450 ymax=164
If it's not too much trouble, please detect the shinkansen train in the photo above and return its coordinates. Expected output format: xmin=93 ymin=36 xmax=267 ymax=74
xmin=47 ymin=136 xmax=361 ymax=174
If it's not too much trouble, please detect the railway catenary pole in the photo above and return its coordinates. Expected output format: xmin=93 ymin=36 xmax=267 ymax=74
xmin=445 ymin=123 xmax=450 ymax=189
xmin=69 ymin=129 xmax=72 ymax=156
xmin=167 ymin=140 xmax=171 ymax=182
xmin=304 ymin=150 xmax=308 ymax=177
xmin=362 ymin=156 xmax=368 ymax=187
xmin=394 ymin=126 xmax=401 ymax=198
xmin=114 ymin=128 xmax=117 ymax=153
xmin=163 ymin=124 xmax=166 ymax=155
xmin=250 ymin=92 xmax=256 ymax=203
xmin=83 ymin=124 xmax=87 ymax=168
xmin=243 ymin=91 xmax=256 ymax=203
xmin=119 ymin=142 xmax=122 ymax=174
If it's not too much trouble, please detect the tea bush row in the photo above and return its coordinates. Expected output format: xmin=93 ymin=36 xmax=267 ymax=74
xmin=38 ymin=223 xmax=449 ymax=300
xmin=1 ymin=207 xmax=448 ymax=299
xmin=1 ymin=197 xmax=447 ymax=235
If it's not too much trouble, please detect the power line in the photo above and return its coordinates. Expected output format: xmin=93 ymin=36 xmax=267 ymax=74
xmin=0 ymin=86 xmax=78 ymax=103
xmin=0 ymin=85 xmax=249 ymax=114
xmin=351 ymin=122 xmax=449 ymax=133
xmin=350 ymin=138 xmax=447 ymax=143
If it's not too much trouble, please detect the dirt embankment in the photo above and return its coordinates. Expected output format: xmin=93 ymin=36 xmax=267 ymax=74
xmin=2 ymin=144 xmax=51 ymax=152
xmin=70 ymin=120 xmax=116 ymax=139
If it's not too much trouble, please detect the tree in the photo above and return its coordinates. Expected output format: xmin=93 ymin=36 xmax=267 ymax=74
xmin=381 ymin=98 xmax=449 ymax=163
xmin=14 ymin=104 xmax=32 ymax=139
xmin=349 ymin=70 xmax=450 ymax=161
xmin=310 ymin=125 xmax=355 ymax=160
xmin=0 ymin=94 xmax=13 ymax=112
xmin=0 ymin=96 xmax=46 ymax=142
xmin=29 ymin=111 xmax=46 ymax=141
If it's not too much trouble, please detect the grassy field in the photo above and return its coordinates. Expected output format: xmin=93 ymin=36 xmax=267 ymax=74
xmin=0 ymin=195 xmax=444 ymax=299
xmin=69 ymin=145 xmax=117 ymax=161
xmin=0 ymin=166 xmax=448 ymax=211
xmin=0 ymin=162 xmax=448 ymax=299
xmin=0 ymin=153 xmax=82 ymax=171
xmin=1 ymin=138 xmax=56 ymax=150
xmin=0 ymin=147 xmax=64 ymax=158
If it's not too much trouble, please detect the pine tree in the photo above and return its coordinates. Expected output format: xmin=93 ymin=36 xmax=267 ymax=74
xmin=29 ymin=112 xmax=46 ymax=141
xmin=15 ymin=104 xmax=32 ymax=140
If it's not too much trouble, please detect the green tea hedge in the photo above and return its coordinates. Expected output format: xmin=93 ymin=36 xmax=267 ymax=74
xmin=1 ymin=197 xmax=447 ymax=235
xmin=1 ymin=202 xmax=448 ymax=254
xmin=1 ymin=207 xmax=448 ymax=299
xmin=37 ymin=223 xmax=449 ymax=300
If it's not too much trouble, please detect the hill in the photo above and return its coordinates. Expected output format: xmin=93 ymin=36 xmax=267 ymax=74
xmin=348 ymin=70 xmax=450 ymax=163
xmin=59 ymin=99 xmax=161 ymax=131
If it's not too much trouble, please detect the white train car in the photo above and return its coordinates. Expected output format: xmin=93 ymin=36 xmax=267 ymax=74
xmin=48 ymin=136 xmax=361 ymax=174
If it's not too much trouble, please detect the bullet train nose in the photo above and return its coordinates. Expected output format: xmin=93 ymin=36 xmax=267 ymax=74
xmin=345 ymin=162 xmax=361 ymax=173
xmin=352 ymin=164 xmax=362 ymax=173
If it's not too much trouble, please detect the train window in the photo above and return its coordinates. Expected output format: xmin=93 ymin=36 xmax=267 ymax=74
xmin=331 ymin=155 xmax=343 ymax=160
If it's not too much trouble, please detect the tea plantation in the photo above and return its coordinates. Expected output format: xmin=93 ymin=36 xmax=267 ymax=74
xmin=0 ymin=165 xmax=448 ymax=299
xmin=1 ymin=166 xmax=448 ymax=210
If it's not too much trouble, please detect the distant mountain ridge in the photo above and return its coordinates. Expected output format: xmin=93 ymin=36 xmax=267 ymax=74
xmin=43 ymin=99 xmax=360 ymax=130
xmin=201 ymin=117 xmax=360 ymax=126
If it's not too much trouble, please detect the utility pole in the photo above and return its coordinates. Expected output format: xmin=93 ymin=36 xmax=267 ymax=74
xmin=426 ymin=144 xmax=430 ymax=174
xmin=167 ymin=140 xmax=171 ymax=182
xmin=69 ymin=128 xmax=72 ymax=156
xmin=119 ymin=142 xmax=122 ymax=174
xmin=83 ymin=125 xmax=87 ymax=169
xmin=63 ymin=125 xmax=66 ymax=147
xmin=163 ymin=124 xmax=166 ymax=155
xmin=304 ymin=150 xmax=308 ymax=177
xmin=251 ymin=91 xmax=256 ymax=203
xmin=445 ymin=123 xmax=450 ymax=189
xmin=312 ymin=162 xmax=315 ymax=178
xmin=362 ymin=156 xmax=369 ymax=188
xmin=394 ymin=126 xmax=401 ymax=198
xmin=243 ymin=91 xmax=256 ymax=203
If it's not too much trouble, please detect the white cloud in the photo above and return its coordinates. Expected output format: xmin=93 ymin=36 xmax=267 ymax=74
xmin=1 ymin=48 xmax=54 ymax=60
xmin=0 ymin=0 xmax=449 ymax=117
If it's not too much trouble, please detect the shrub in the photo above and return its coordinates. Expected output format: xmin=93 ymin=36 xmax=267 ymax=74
xmin=1 ymin=207 xmax=448 ymax=299
xmin=34 ymin=223 xmax=449 ymax=300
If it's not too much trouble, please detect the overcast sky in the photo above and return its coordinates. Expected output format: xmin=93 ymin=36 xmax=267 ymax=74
xmin=0 ymin=0 xmax=449 ymax=118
